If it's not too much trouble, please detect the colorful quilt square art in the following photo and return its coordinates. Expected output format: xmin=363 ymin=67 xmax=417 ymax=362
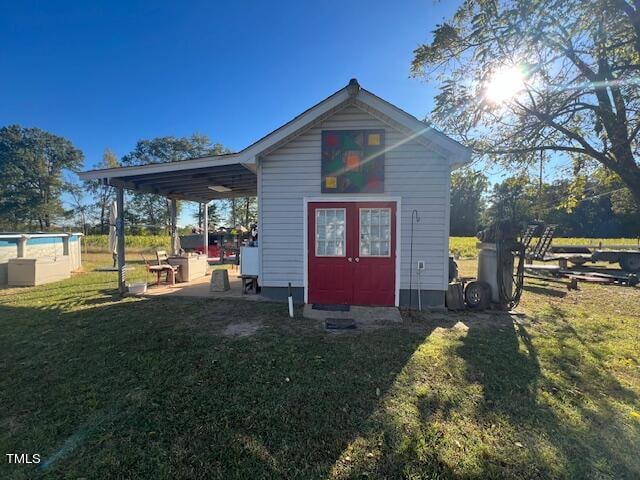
xmin=321 ymin=130 xmax=385 ymax=193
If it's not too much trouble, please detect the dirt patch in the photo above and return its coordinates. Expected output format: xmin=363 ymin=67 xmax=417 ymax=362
xmin=222 ymin=321 xmax=262 ymax=338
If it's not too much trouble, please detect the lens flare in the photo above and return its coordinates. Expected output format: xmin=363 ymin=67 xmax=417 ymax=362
xmin=485 ymin=66 xmax=526 ymax=104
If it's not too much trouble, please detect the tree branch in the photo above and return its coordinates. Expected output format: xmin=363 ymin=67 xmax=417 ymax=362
xmin=475 ymin=145 xmax=590 ymax=155
xmin=513 ymin=99 xmax=608 ymax=161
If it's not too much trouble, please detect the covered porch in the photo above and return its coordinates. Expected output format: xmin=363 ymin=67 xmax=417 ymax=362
xmin=79 ymin=154 xmax=257 ymax=294
xmin=142 ymin=267 xmax=264 ymax=300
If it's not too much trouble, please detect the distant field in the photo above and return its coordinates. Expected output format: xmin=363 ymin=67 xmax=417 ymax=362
xmin=83 ymin=234 xmax=638 ymax=258
xmin=450 ymin=236 xmax=639 ymax=258
xmin=84 ymin=234 xmax=171 ymax=251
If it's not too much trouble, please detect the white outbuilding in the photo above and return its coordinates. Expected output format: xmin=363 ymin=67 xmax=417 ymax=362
xmin=80 ymin=79 xmax=470 ymax=308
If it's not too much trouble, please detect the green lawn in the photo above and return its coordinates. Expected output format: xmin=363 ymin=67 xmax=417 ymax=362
xmin=1 ymin=253 xmax=639 ymax=479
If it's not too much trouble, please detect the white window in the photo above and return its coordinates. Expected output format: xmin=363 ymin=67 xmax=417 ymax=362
xmin=360 ymin=208 xmax=390 ymax=257
xmin=315 ymin=208 xmax=346 ymax=256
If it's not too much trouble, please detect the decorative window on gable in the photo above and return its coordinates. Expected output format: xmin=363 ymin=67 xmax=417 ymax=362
xmin=321 ymin=130 xmax=385 ymax=193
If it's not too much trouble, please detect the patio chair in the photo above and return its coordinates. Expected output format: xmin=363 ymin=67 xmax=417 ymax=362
xmin=155 ymin=250 xmax=171 ymax=265
xmin=140 ymin=253 xmax=176 ymax=286
xmin=158 ymin=249 xmax=182 ymax=283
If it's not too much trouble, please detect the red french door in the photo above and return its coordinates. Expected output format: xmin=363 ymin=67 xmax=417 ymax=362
xmin=308 ymin=201 xmax=396 ymax=306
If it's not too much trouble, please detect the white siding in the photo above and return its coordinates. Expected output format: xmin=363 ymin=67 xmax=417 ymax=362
xmin=259 ymin=104 xmax=450 ymax=291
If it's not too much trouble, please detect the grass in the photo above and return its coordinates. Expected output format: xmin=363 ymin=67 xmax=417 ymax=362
xmin=449 ymin=236 xmax=639 ymax=259
xmin=1 ymin=252 xmax=639 ymax=479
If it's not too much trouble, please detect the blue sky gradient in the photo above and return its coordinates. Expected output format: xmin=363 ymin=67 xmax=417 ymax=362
xmin=1 ymin=1 xmax=455 ymax=166
xmin=2 ymin=1 xmax=566 ymax=226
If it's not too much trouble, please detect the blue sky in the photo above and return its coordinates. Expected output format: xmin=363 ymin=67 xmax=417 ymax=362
xmin=1 ymin=1 xmax=452 ymax=162
xmin=1 ymin=1 xmax=562 ymax=226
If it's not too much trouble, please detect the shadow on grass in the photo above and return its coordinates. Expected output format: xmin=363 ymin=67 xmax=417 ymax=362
xmin=523 ymin=284 xmax=567 ymax=298
xmin=457 ymin=313 xmax=639 ymax=479
xmin=332 ymin=310 xmax=639 ymax=479
xmin=0 ymin=297 xmax=438 ymax=480
xmin=2 ymin=282 xmax=638 ymax=479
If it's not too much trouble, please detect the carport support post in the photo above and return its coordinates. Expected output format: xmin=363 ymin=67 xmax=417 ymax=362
xmin=116 ymin=186 xmax=126 ymax=295
xmin=202 ymin=201 xmax=208 ymax=258
xmin=170 ymin=198 xmax=178 ymax=256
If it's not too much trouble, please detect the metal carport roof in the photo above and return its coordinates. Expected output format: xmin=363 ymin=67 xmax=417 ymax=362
xmin=78 ymin=154 xmax=256 ymax=202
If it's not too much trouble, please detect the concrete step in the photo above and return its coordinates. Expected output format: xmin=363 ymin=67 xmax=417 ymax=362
xmin=302 ymin=304 xmax=402 ymax=324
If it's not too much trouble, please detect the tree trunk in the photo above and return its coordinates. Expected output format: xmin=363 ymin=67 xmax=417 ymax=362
xmin=230 ymin=199 xmax=237 ymax=225
xmin=100 ymin=203 xmax=106 ymax=234
xmin=608 ymin=146 xmax=640 ymax=207
xmin=622 ymin=167 xmax=640 ymax=207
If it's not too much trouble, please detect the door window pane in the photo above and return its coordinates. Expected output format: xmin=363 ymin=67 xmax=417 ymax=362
xmin=360 ymin=208 xmax=391 ymax=257
xmin=315 ymin=208 xmax=346 ymax=257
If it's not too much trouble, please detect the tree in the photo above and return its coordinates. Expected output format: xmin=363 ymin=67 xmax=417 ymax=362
xmin=484 ymin=176 xmax=535 ymax=225
xmin=450 ymin=168 xmax=488 ymax=235
xmin=481 ymin=172 xmax=640 ymax=236
xmin=412 ymin=0 xmax=640 ymax=206
xmin=192 ymin=201 xmax=223 ymax=230
xmin=208 ymin=202 xmax=224 ymax=228
xmin=558 ymin=167 xmax=640 ymax=236
xmin=65 ymin=179 xmax=92 ymax=234
xmin=225 ymin=197 xmax=257 ymax=227
xmin=85 ymin=148 xmax=119 ymax=234
xmin=120 ymin=135 xmax=228 ymax=233
xmin=0 ymin=125 xmax=83 ymax=230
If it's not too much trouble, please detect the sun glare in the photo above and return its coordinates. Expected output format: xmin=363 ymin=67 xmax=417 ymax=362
xmin=485 ymin=66 xmax=526 ymax=104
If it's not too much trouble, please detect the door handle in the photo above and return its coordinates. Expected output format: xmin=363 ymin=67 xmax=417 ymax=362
xmin=355 ymin=257 xmax=360 ymax=262
xmin=347 ymin=257 xmax=353 ymax=262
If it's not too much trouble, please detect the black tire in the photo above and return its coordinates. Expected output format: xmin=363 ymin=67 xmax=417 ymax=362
xmin=465 ymin=281 xmax=491 ymax=310
xmin=620 ymin=253 xmax=640 ymax=273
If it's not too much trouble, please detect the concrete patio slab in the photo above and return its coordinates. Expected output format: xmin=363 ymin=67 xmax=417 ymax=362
xmin=302 ymin=304 xmax=402 ymax=324
xmin=143 ymin=269 xmax=265 ymax=301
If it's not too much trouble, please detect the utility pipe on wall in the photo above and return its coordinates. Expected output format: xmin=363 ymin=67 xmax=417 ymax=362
xmin=287 ymin=282 xmax=294 ymax=318
xmin=417 ymin=269 xmax=422 ymax=311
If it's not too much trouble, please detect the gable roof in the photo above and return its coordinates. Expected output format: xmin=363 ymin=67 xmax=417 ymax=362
xmin=79 ymin=79 xmax=470 ymax=186
xmin=226 ymin=78 xmax=470 ymax=167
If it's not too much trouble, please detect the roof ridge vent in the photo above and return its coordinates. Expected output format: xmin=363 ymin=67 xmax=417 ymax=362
xmin=347 ymin=78 xmax=360 ymax=97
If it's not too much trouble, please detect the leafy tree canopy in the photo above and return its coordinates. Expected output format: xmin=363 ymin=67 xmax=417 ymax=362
xmin=0 ymin=125 xmax=83 ymax=230
xmin=484 ymin=173 xmax=640 ymax=237
xmin=119 ymin=134 xmax=229 ymax=234
xmin=85 ymin=148 xmax=120 ymax=234
xmin=120 ymin=134 xmax=227 ymax=167
xmin=450 ymin=168 xmax=488 ymax=235
xmin=412 ymin=0 xmax=640 ymax=205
